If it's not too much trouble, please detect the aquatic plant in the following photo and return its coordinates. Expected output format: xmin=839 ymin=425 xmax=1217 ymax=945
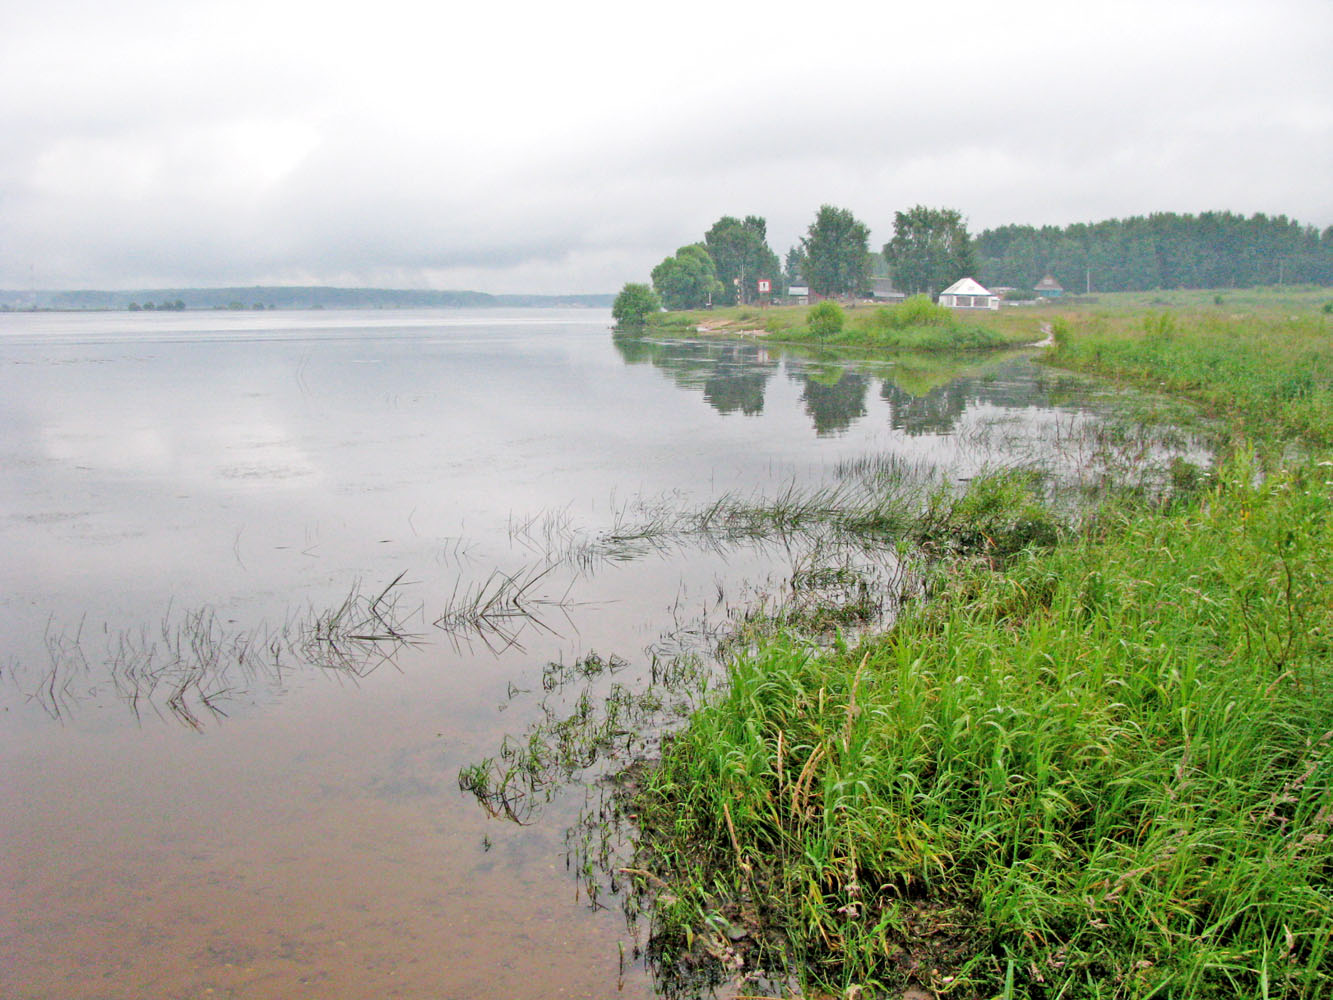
xmin=23 ymin=574 xmax=425 ymax=729
xmin=433 ymin=563 xmax=573 ymax=653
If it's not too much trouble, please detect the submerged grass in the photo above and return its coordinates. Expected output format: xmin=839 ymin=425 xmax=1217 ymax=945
xmin=26 ymin=574 xmax=425 ymax=728
xmin=626 ymin=302 xmax=1333 ymax=998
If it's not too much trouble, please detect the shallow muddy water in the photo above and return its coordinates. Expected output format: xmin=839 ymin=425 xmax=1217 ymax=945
xmin=1 ymin=308 xmax=1150 ymax=998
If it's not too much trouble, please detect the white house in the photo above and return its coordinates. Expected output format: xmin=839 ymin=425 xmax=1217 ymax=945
xmin=938 ymin=277 xmax=1000 ymax=310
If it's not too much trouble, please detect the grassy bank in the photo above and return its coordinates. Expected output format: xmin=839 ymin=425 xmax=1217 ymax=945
xmin=1043 ymin=309 xmax=1333 ymax=448
xmin=1024 ymin=284 xmax=1333 ymax=315
xmin=628 ymin=304 xmax=1333 ymax=997
xmin=649 ymin=297 xmax=1036 ymax=352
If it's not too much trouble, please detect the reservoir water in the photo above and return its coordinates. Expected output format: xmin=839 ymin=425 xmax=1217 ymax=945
xmin=1 ymin=307 xmax=1127 ymax=998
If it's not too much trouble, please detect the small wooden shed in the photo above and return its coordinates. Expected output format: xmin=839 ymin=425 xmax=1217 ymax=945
xmin=1034 ymin=274 xmax=1064 ymax=298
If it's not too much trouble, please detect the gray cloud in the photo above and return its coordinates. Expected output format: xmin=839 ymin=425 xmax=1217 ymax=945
xmin=1 ymin=0 xmax=1329 ymax=294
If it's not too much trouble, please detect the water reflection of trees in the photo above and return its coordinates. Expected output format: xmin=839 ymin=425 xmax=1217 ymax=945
xmin=786 ymin=365 xmax=870 ymax=436
xmin=880 ymin=361 xmax=1053 ymax=436
xmin=880 ymin=381 xmax=971 ymax=435
xmin=704 ymin=372 xmax=769 ymax=415
xmin=612 ymin=334 xmax=1060 ymax=438
xmin=612 ymin=335 xmax=778 ymax=416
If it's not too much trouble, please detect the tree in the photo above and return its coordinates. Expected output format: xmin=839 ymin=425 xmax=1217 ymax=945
xmin=611 ymin=282 xmax=661 ymax=329
xmin=784 ymin=244 xmax=807 ymax=287
xmin=651 ymin=244 xmax=723 ymax=310
xmin=705 ymin=215 xmax=780 ymax=304
xmin=801 ymin=205 xmax=870 ymax=299
xmin=883 ymin=206 xmax=978 ymax=298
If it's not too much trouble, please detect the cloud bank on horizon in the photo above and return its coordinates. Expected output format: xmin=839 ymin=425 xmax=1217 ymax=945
xmin=1 ymin=0 xmax=1329 ymax=294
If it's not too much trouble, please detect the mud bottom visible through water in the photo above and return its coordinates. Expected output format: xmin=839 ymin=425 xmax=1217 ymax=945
xmin=3 ymin=667 xmax=665 ymax=999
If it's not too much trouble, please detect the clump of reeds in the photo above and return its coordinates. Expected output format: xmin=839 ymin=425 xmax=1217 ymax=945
xmin=22 ymin=574 xmax=423 ymax=728
xmin=457 ymin=645 xmax=711 ymax=830
xmin=302 ymin=570 xmax=425 ymax=672
xmin=433 ymin=563 xmax=572 ymax=653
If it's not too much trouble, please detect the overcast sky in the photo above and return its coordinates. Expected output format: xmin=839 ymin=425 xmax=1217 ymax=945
xmin=1 ymin=0 xmax=1329 ymax=294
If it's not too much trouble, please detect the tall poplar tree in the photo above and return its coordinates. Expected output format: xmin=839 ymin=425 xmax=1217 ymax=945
xmin=883 ymin=206 xmax=977 ymax=297
xmin=801 ymin=205 xmax=870 ymax=299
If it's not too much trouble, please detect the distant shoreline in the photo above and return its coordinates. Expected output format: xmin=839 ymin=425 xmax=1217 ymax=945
xmin=0 ymin=286 xmax=614 ymax=312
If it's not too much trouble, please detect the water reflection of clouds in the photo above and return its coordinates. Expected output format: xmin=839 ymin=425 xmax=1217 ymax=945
xmin=38 ymin=407 xmax=322 ymax=489
xmin=41 ymin=418 xmax=174 ymax=472
xmin=213 ymin=420 xmax=321 ymax=487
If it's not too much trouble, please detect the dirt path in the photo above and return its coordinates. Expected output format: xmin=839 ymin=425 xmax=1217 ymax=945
xmin=695 ymin=318 xmax=768 ymax=336
xmin=1030 ymin=321 xmax=1055 ymax=348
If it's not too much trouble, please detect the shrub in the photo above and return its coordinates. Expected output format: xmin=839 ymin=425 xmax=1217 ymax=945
xmin=869 ymin=294 xmax=955 ymax=332
xmin=895 ymin=293 xmax=953 ymax=327
xmin=1050 ymin=317 xmax=1071 ymax=349
xmin=807 ymin=300 xmax=845 ymax=338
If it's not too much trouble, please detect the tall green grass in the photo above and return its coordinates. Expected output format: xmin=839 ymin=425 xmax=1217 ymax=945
xmin=1046 ymin=310 xmax=1333 ymax=447
xmin=633 ymin=453 xmax=1333 ymax=997
xmin=787 ymin=296 xmax=1032 ymax=351
xmin=629 ymin=304 xmax=1333 ymax=997
xmin=1038 ymin=284 xmax=1333 ymax=315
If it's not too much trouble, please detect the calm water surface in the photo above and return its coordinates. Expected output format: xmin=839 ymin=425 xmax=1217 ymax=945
xmin=2 ymin=308 xmax=1099 ymax=998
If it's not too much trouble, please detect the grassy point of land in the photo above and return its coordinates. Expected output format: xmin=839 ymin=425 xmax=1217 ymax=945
xmin=627 ymin=290 xmax=1333 ymax=998
xmin=648 ymin=296 xmax=1041 ymax=352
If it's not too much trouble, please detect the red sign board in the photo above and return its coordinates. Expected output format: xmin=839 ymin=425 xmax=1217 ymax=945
xmin=757 ymin=279 xmax=771 ymax=293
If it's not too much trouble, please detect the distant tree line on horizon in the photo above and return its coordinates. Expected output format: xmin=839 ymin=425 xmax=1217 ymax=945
xmin=128 ymin=299 xmax=187 ymax=311
xmin=976 ymin=211 xmax=1333 ymax=293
